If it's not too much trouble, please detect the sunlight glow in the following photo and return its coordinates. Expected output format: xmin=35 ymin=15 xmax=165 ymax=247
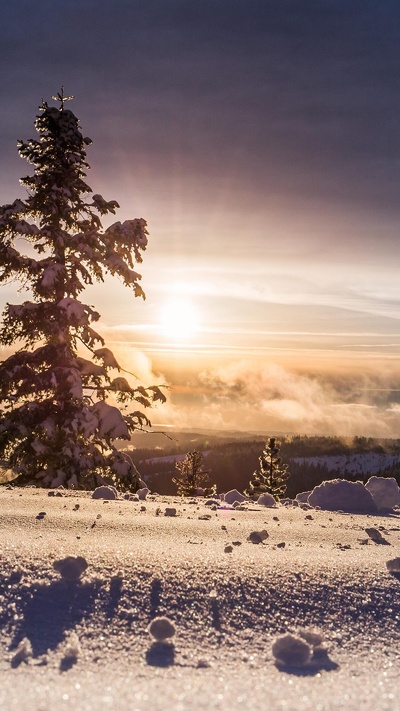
xmin=159 ymin=298 xmax=201 ymax=340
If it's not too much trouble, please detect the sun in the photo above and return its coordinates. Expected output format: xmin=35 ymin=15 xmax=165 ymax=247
xmin=159 ymin=298 xmax=201 ymax=340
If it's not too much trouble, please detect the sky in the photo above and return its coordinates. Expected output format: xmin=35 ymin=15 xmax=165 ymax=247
xmin=0 ymin=0 xmax=400 ymax=437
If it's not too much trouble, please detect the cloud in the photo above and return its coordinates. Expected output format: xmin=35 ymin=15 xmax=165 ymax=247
xmin=159 ymin=359 xmax=400 ymax=437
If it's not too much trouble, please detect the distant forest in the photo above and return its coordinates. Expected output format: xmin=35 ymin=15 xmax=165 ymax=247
xmin=124 ymin=434 xmax=400 ymax=497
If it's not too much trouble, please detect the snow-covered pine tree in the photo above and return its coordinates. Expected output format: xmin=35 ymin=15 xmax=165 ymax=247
xmin=0 ymin=90 xmax=165 ymax=490
xmin=172 ymin=450 xmax=215 ymax=497
xmin=244 ymin=437 xmax=290 ymax=501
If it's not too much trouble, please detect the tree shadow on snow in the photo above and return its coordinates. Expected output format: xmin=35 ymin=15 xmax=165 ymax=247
xmin=12 ymin=578 xmax=101 ymax=657
xmin=104 ymin=574 xmax=124 ymax=619
xmin=149 ymin=577 xmax=162 ymax=619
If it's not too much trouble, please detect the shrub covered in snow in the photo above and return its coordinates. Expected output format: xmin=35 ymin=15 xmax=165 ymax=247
xmin=0 ymin=90 xmax=165 ymax=490
xmin=172 ymin=450 xmax=216 ymax=497
xmin=244 ymin=437 xmax=290 ymax=501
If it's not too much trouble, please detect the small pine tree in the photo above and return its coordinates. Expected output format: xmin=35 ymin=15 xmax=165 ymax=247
xmin=244 ymin=437 xmax=289 ymax=501
xmin=172 ymin=450 xmax=215 ymax=497
xmin=0 ymin=91 xmax=166 ymax=490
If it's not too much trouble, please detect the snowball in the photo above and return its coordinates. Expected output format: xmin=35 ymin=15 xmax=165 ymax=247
xmin=62 ymin=631 xmax=81 ymax=661
xmin=365 ymin=476 xmax=400 ymax=511
xmin=257 ymin=492 xmax=277 ymax=507
xmin=247 ymin=530 xmax=269 ymax=544
xmin=272 ymin=633 xmax=312 ymax=667
xmin=92 ymin=485 xmax=118 ymax=500
xmin=224 ymin=489 xmax=248 ymax=505
xmin=308 ymin=479 xmax=378 ymax=513
xmin=297 ymin=628 xmax=325 ymax=648
xmin=137 ymin=487 xmax=149 ymax=500
xmin=165 ymin=507 xmax=177 ymax=517
xmin=148 ymin=617 xmax=176 ymax=642
xmin=53 ymin=556 xmax=88 ymax=581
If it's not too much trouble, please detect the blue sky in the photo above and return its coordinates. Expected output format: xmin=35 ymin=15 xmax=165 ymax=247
xmin=0 ymin=1 xmax=399 ymax=435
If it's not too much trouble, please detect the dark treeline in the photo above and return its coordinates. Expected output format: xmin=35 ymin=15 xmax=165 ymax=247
xmin=123 ymin=435 xmax=400 ymax=497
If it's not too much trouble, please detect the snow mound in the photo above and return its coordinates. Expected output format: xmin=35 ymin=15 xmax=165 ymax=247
xmin=296 ymin=491 xmax=311 ymax=504
xmin=223 ymin=489 xmax=248 ymax=505
xmin=137 ymin=487 xmax=149 ymax=500
xmin=365 ymin=476 xmax=400 ymax=511
xmin=308 ymin=479 xmax=378 ymax=513
xmin=92 ymin=485 xmax=118 ymax=500
xmin=257 ymin=492 xmax=277 ymax=507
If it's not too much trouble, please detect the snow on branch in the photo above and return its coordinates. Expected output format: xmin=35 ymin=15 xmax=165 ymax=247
xmin=0 ymin=94 xmax=165 ymax=490
xmin=93 ymin=348 xmax=121 ymax=370
xmin=58 ymin=297 xmax=100 ymax=326
xmin=90 ymin=400 xmax=130 ymax=440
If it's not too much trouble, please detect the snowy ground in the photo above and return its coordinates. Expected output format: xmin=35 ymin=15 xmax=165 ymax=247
xmin=0 ymin=488 xmax=399 ymax=710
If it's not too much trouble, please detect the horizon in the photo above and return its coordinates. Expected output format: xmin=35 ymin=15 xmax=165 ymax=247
xmin=0 ymin=1 xmax=399 ymax=438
